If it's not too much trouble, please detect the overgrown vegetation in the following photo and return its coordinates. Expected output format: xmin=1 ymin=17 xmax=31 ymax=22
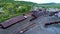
xmin=0 ymin=0 xmax=38 ymax=22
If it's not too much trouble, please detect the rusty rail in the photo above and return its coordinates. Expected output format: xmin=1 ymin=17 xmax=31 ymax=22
xmin=0 ymin=15 xmax=26 ymax=29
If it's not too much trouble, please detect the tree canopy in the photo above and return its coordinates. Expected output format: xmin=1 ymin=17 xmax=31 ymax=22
xmin=0 ymin=1 xmax=39 ymax=22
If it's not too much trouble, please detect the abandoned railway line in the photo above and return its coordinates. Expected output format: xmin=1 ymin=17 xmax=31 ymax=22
xmin=0 ymin=9 xmax=60 ymax=34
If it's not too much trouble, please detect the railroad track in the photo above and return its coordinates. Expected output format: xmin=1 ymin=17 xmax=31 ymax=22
xmin=9 ymin=22 xmax=36 ymax=34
